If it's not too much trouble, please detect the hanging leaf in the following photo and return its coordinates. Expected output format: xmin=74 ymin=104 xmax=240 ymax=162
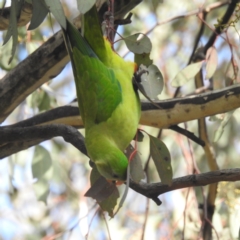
xmin=26 ymin=89 xmax=45 ymax=109
xmin=33 ymin=180 xmax=50 ymax=204
xmin=171 ymin=61 xmax=204 ymax=87
xmin=44 ymin=0 xmax=66 ymax=29
xmin=76 ymin=0 xmax=96 ymax=14
xmin=32 ymin=146 xmax=52 ymax=203
xmin=149 ymin=135 xmax=172 ymax=185
xmin=213 ymin=111 xmax=234 ymax=142
xmin=0 ymin=37 xmax=18 ymax=70
xmin=1 ymin=0 xmax=7 ymax=9
xmin=16 ymin=0 xmax=25 ymax=18
xmin=125 ymin=145 xmax=145 ymax=183
xmin=125 ymin=33 xmax=152 ymax=54
xmin=28 ymin=0 xmax=49 ymax=30
xmin=135 ymin=131 xmax=144 ymax=142
xmin=139 ymin=64 xmax=164 ymax=100
xmin=3 ymin=0 xmax=18 ymax=64
xmin=85 ymin=165 xmax=119 ymax=217
xmin=134 ymin=52 xmax=153 ymax=67
xmin=205 ymin=46 xmax=218 ymax=79
xmin=238 ymin=225 xmax=240 ymax=240
xmin=32 ymin=146 xmax=52 ymax=180
xmin=38 ymin=91 xmax=51 ymax=111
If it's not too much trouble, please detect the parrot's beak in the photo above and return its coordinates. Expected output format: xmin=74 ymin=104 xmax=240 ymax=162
xmin=115 ymin=180 xmax=125 ymax=185
xmin=107 ymin=180 xmax=125 ymax=185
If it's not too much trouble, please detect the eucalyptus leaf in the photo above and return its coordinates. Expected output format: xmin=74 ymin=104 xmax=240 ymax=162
xmin=17 ymin=0 xmax=25 ymax=18
xmin=149 ymin=135 xmax=172 ymax=185
xmin=171 ymin=61 xmax=204 ymax=87
xmin=135 ymin=131 xmax=144 ymax=142
xmin=32 ymin=146 xmax=52 ymax=180
xmin=85 ymin=165 xmax=119 ymax=217
xmin=139 ymin=64 xmax=164 ymax=100
xmin=1 ymin=0 xmax=7 ymax=9
xmin=125 ymin=33 xmax=152 ymax=54
xmin=0 ymin=37 xmax=18 ymax=70
xmin=26 ymin=89 xmax=45 ymax=109
xmin=134 ymin=52 xmax=153 ymax=67
xmin=238 ymin=225 xmax=240 ymax=240
xmin=44 ymin=0 xmax=66 ymax=29
xmin=3 ymin=0 xmax=18 ymax=64
xmin=125 ymin=145 xmax=145 ymax=183
xmin=205 ymin=46 xmax=218 ymax=79
xmin=77 ymin=0 xmax=96 ymax=14
xmin=213 ymin=111 xmax=234 ymax=142
xmin=33 ymin=180 xmax=50 ymax=203
xmin=38 ymin=92 xmax=51 ymax=111
xmin=28 ymin=0 xmax=48 ymax=30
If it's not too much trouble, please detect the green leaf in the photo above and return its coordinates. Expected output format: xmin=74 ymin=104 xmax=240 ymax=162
xmin=26 ymin=89 xmax=45 ymax=109
xmin=28 ymin=0 xmax=49 ymax=30
xmin=3 ymin=0 xmax=18 ymax=64
xmin=134 ymin=52 xmax=153 ymax=67
xmin=125 ymin=145 xmax=144 ymax=183
xmin=205 ymin=46 xmax=218 ymax=79
xmin=76 ymin=0 xmax=96 ymax=14
xmin=38 ymin=91 xmax=51 ymax=111
xmin=32 ymin=146 xmax=52 ymax=180
xmin=136 ymin=131 xmax=144 ymax=142
xmin=213 ymin=111 xmax=234 ymax=142
xmin=171 ymin=61 xmax=203 ymax=87
xmin=1 ymin=1 xmax=7 ymax=9
xmin=33 ymin=179 xmax=50 ymax=203
xmin=238 ymin=226 xmax=240 ymax=240
xmin=85 ymin=165 xmax=119 ymax=217
xmin=139 ymin=64 xmax=164 ymax=100
xmin=0 ymin=37 xmax=18 ymax=70
xmin=125 ymin=33 xmax=152 ymax=54
xmin=44 ymin=0 xmax=66 ymax=29
xmin=17 ymin=0 xmax=25 ymax=18
xmin=149 ymin=135 xmax=172 ymax=185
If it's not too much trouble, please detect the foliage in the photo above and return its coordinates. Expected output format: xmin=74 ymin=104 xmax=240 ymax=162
xmin=1 ymin=0 xmax=240 ymax=239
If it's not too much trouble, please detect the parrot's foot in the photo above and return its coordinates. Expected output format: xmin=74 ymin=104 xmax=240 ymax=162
xmin=102 ymin=10 xmax=115 ymax=42
xmin=114 ymin=13 xmax=133 ymax=26
xmin=133 ymin=70 xmax=148 ymax=93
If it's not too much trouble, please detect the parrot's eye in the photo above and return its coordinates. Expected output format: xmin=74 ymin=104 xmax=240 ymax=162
xmin=112 ymin=173 xmax=119 ymax=179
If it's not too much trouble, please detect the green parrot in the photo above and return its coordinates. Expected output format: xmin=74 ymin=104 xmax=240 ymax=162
xmin=62 ymin=5 xmax=140 ymax=181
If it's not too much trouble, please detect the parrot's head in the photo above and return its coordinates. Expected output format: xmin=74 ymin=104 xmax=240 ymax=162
xmin=95 ymin=149 xmax=128 ymax=181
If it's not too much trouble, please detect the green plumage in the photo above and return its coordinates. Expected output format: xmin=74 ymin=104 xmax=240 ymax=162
xmin=63 ymin=6 xmax=140 ymax=180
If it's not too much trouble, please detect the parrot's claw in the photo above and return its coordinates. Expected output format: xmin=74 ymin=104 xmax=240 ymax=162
xmin=132 ymin=70 xmax=148 ymax=93
xmin=102 ymin=10 xmax=115 ymax=42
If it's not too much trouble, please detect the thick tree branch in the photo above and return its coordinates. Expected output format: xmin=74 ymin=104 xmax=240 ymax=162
xmin=1 ymin=84 xmax=239 ymax=158
xmin=0 ymin=124 xmax=87 ymax=159
xmin=130 ymin=168 xmax=240 ymax=205
xmin=7 ymin=83 xmax=240 ymax=129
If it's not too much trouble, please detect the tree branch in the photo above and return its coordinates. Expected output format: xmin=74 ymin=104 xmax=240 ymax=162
xmin=6 ymin=83 xmax=240 ymax=129
xmin=0 ymin=124 xmax=87 ymax=158
xmin=130 ymin=168 xmax=240 ymax=205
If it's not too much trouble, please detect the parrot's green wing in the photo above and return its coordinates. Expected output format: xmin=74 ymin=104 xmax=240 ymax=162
xmin=63 ymin=19 xmax=122 ymax=126
xmin=73 ymin=49 xmax=122 ymax=125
